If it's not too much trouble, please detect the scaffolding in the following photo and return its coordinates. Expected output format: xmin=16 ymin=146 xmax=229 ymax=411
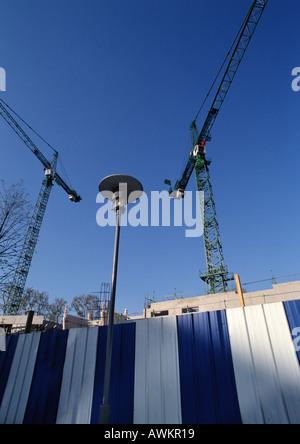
xmin=95 ymin=282 xmax=111 ymax=325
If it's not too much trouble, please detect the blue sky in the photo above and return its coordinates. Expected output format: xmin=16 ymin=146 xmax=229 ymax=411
xmin=0 ymin=0 xmax=299 ymax=315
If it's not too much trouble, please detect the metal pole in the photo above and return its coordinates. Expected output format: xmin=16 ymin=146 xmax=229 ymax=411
xmin=99 ymin=207 xmax=122 ymax=424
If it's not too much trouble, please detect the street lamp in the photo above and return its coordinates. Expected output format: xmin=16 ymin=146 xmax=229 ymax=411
xmin=98 ymin=174 xmax=143 ymax=424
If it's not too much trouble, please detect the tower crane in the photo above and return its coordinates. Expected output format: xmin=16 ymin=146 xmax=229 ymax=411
xmin=165 ymin=0 xmax=269 ymax=294
xmin=0 ymin=99 xmax=81 ymax=315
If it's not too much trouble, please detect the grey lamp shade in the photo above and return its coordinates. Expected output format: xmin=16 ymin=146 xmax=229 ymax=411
xmin=99 ymin=174 xmax=143 ymax=206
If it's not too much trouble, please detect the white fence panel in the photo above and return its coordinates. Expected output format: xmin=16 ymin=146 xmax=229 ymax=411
xmin=0 ymin=333 xmax=40 ymax=424
xmin=227 ymin=302 xmax=300 ymax=424
xmin=134 ymin=316 xmax=181 ymax=424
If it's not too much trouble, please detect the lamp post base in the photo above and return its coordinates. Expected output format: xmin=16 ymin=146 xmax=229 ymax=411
xmin=99 ymin=404 xmax=111 ymax=424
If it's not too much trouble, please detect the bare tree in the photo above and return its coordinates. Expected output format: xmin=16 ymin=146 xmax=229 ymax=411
xmin=19 ymin=287 xmax=50 ymax=316
xmin=71 ymin=294 xmax=100 ymax=319
xmin=47 ymin=297 xmax=67 ymax=323
xmin=0 ymin=180 xmax=32 ymax=289
xmin=0 ymin=283 xmax=67 ymax=323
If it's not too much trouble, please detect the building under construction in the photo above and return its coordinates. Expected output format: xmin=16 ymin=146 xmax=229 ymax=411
xmin=2 ymin=0 xmax=300 ymax=426
xmin=134 ymin=278 xmax=300 ymax=319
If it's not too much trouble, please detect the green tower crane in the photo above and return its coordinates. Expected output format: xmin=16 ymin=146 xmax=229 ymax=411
xmin=0 ymin=99 xmax=81 ymax=315
xmin=166 ymin=0 xmax=269 ymax=294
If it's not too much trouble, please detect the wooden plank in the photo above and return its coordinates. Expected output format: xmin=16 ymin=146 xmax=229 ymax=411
xmin=0 ymin=315 xmax=44 ymax=325
xmin=234 ymin=274 xmax=245 ymax=307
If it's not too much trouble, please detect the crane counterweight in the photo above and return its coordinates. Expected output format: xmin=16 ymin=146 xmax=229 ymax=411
xmin=69 ymin=193 xmax=82 ymax=203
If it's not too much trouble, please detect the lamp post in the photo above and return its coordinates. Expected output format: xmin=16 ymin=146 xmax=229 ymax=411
xmin=98 ymin=174 xmax=143 ymax=424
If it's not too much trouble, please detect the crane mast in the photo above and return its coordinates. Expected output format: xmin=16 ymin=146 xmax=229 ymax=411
xmin=0 ymin=99 xmax=81 ymax=314
xmin=167 ymin=0 xmax=269 ymax=294
xmin=5 ymin=154 xmax=58 ymax=315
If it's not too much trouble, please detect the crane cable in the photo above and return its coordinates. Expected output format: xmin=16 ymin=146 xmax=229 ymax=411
xmin=194 ymin=6 xmax=250 ymax=123
xmin=0 ymin=98 xmax=58 ymax=154
xmin=0 ymin=98 xmax=74 ymax=189
xmin=178 ymin=5 xmax=254 ymax=185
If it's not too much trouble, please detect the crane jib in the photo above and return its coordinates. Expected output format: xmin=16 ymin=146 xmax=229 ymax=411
xmin=0 ymin=99 xmax=81 ymax=202
xmin=173 ymin=0 xmax=269 ymax=192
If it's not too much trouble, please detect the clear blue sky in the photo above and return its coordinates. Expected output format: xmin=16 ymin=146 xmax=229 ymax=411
xmin=0 ymin=0 xmax=299 ymax=315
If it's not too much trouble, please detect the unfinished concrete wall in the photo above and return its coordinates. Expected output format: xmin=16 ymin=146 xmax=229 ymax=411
xmin=141 ymin=280 xmax=300 ymax=318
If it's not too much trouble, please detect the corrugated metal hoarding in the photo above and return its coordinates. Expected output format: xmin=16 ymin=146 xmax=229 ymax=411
xmin=1 ymin=300 xmax=300 ymax=424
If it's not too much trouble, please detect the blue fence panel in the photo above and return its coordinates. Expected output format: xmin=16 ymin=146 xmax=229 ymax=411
xmin=23 ymin=329 xmax=69 ymax=424
xmin=284 ymin=300 xmax=300 ymax=364
xmin=0 ymin=335 xmax=19 ymax=406
xmin=177 ymin=310 xmax=242 ymax=424
xmin=90 ymin=322 xmax=136 ymax=424
xmin=56 ymin=327 xmax=99 ymax=424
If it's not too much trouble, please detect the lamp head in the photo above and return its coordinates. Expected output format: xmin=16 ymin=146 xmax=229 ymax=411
xmin=99 ymin=174 xmax=143 ymax=211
